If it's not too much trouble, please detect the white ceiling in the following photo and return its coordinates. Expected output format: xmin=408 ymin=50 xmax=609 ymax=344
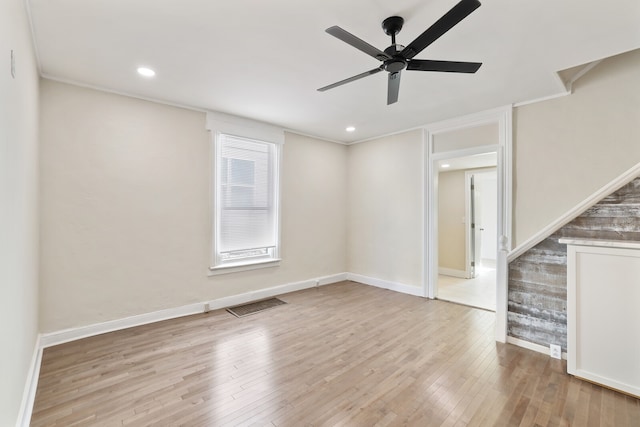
xmin=28 ymin=0 xmax=640 ymax=143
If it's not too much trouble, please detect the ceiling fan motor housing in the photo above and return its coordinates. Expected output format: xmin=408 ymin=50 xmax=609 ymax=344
xmin=383 ymin=55 xmax=407 ymax=73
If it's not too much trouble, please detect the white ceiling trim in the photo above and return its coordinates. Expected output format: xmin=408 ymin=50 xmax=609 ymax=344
xmin=41 ymin=73 xmax=208 ymax=114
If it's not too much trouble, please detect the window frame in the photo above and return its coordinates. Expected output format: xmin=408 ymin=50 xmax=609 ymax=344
xmin=206 ymin=112 xmax=284 ymax=275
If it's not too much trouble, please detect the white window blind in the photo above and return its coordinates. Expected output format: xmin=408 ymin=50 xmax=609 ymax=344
xmin=212 ymin=133 xmax=280 ymax=269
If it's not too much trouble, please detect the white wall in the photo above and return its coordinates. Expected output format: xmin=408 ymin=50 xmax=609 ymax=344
xmin=347 ymin=130 xmax=423 ymax=288
xmin=514 ymin=49 xmax=640 ymax=246
xmin=39 ymin=80 xmax=347 ymax=332
xmin=0 ymin=0 xmax=40 ymax=424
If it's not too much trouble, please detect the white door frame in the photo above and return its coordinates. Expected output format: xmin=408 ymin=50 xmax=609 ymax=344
xmin=465 ymin=167 xmax=497 ymax=279
xmin=424 ymin=106 xmax=512 ymax=343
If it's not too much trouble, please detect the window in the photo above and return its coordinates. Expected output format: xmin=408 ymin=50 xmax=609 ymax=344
xmin=213 ymin=133 xmax=281 ymax=270
xmin=207 ymin=112 xmax=283 ymax=273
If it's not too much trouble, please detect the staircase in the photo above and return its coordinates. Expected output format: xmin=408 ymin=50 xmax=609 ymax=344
xmin=507 ymin=176 xmax=640 ymax=351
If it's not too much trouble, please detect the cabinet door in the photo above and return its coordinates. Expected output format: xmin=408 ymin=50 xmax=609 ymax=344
xmin=567 ymin=244 xmax=640 ymax=398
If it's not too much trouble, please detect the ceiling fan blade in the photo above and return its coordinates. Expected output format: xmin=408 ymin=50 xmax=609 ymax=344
xmin=387 ymin=72 xmax=401 ymax=105
xmin=401 ymin=0 xmax=481 ymax=59
xmin=326 ymin=26 xmax=391 ymax=61
xmin=407 ymin=59 xmax=482 ymax=73
xmin=317 ymin=66 xmax=384 ymax=92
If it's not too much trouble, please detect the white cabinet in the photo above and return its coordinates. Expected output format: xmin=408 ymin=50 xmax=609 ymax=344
xmin=561 ymin=238 xmax=640 ymax=398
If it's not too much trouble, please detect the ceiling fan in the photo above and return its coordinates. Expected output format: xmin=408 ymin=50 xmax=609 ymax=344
xmin=318 ymin=0 xmax=482 ymax=105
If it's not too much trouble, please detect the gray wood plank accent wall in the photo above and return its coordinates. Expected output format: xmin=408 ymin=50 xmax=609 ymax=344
xmin=508 ymin=177 xmax=640 ymax=350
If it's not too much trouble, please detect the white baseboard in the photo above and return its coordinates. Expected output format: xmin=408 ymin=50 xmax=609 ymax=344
xmin=438 ymin=267 xmax=468 ymax=278
xmin=204 ymin=272 xmax=348 ymax=311
xmin=40 ymin=302 xmax=205 ymax=348
xmin=507 ymin=336 xmax=567 ymax=360
xmin=572 ymin=369 xmax=639 ymax=398
xmin=40 ymin=272 xmax=348 ymax=348
xmin=347 ymin=273 xmax=425 ymax=297
xmin=39 ymin=271 xmax=425 ymax=350
xmin=16 ymin=334 xmax=43 ymax=427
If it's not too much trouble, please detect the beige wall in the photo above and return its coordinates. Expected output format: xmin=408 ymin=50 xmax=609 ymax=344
xmin=0 ymin=0 xmax=40 ymax=424
xmin=513 ymin=49 xmax=640 ymax=245
xmin=438 ymin=170 xmax=466 ymax=271
xmin=433 ymin=122 xmax=498 ymax=153
xmin=347 ymin=130 xmax=423 ymax=288
xmin=39 ymin=80 xmax=347 ymax=332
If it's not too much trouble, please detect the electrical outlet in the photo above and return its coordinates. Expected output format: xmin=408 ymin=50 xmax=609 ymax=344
xmin=550 ymin=344 xmax=561 ymax=359
xmin=11 ymin=50 xmax=16 ymax=78
xmin=204 ymin=303 xmax=210 ymax=313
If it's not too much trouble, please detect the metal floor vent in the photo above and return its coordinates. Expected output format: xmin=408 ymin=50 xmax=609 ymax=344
xmin=226 ymin=298 xmax=287 ymax=318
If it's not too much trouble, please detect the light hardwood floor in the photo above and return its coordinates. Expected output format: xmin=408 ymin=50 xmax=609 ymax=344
xmin=31 ymin=281 xmax=639 ymax=426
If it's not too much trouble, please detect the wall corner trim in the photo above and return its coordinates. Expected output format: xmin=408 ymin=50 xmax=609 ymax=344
xmin=512 ymin=90 xmax=572 ymax=108
xmin=347 ymin=273 xmax=425 ymax=297
xmin=438 ymin=268 xmax=468 ymax=279
xmin=507 ymin=336 xmax=567 ymax=360
xmin=508 ymin=161 xmax=640 ymax=262
xmin=16 ymin=334 xmax=43 ymax=427
xmin=205 ymin=111 xmax=284 ymax=145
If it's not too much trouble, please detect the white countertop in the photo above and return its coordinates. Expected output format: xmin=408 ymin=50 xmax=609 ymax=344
xmin=559 ymin=238 xmax=640 ymax=250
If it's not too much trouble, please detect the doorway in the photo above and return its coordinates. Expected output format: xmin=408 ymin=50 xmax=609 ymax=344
xmin=424 ymin=106 xmax=512 ymax=343
xmin=436 ymin=158 xmax=497 ymax=311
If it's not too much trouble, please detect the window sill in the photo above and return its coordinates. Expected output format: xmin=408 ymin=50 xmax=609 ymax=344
xmin=208 ymin=258 xmax=281 ymax=276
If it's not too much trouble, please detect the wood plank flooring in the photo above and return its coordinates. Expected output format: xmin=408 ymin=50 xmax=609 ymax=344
xmin=31 ymin=281 xmax=640 ymax=426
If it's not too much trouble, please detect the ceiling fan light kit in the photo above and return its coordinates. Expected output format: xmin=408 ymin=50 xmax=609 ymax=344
xmin=318 ymin=0 xmax=483 ymax=105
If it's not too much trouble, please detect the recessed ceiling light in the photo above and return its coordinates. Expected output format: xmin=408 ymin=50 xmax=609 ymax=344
xmin=137 ymin=67 xmax=156 ymax=77
xmin=441 ymin=164 xmax=451 ymax=168
xmin=346 ymin=126 xmax=356 ymax=132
